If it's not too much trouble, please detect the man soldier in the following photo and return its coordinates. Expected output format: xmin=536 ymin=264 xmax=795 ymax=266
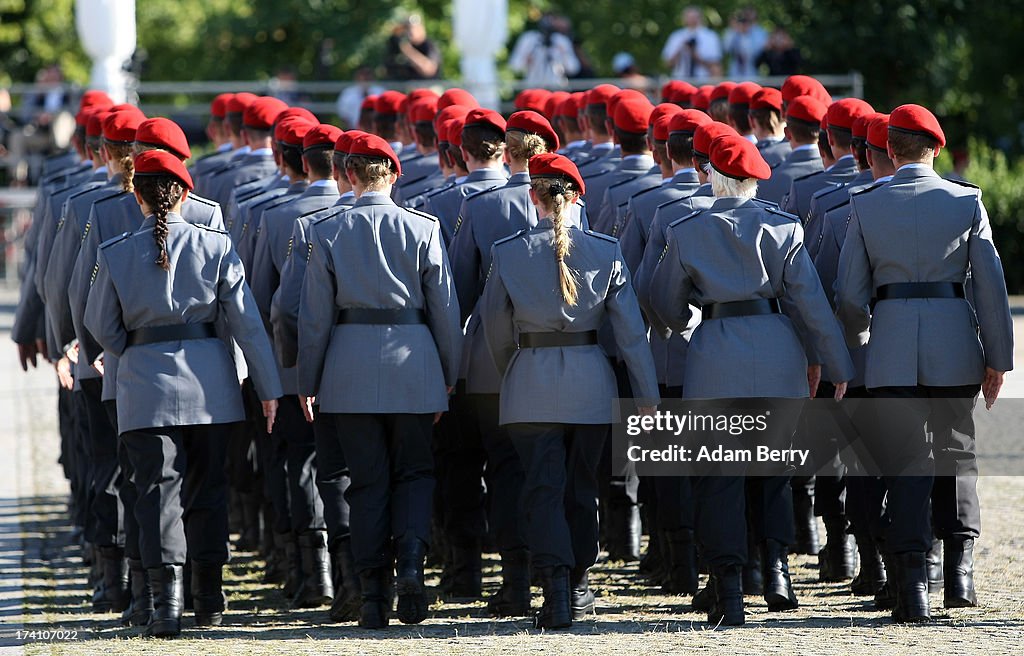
xmin=555 ymin=94 xmax=588 ymax=161
xmin=726 ymin=82 xmax=762 ymax=142
xmin=756 ymin=95 xmax=828 ymax=205
xmin=780 ymin=75 xmax=831 ymax=114
xmin=194 ymin=92 xmax=258 ymax=197
xmin=836 ymin=104 xmax=1013 ymax=622
xmin=373 ymin=90 xmax=409 ymax=154
xmin=707 ymin=82 xmax=736 ymax=124
xmin=750 ymin=88 xmax=790 ymax=167
xmin=575 ymin=84 xmax=621 ymax=176
xmin=691 ymin=86 xmax=714 ymax=114
xmin=394 ymin=96 xmax=442 ymax=202
xmin=206 ymin=97 xmax=288 ymax=210
xmin=190 ymin=93 xmax=237 ymax=181
xmin=587 ymin=95 xmax=655 ymax=236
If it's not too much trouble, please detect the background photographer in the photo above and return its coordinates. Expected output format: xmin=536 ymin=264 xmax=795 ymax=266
xmin=723 ymin=7 xmax=768 ymax=79
xmin=661 ymin=6 xmax=723 ymax=80
xmin=384 ymin=13 xmax=442 ymax=81
xmin=508 ymin=12 xmax=581 ymax=87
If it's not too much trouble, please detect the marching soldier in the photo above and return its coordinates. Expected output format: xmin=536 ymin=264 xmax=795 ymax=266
xmin=750 ymin=88 xmax=791 ymax=167
xmin=588 ymin=95 xmax=655 ymax=235
xmin=193 ymin=92 xmax=258 ymax=197
xmin=576 ymin=84 xmax=621 ymax=177
xmin=206 ymin=97 xmax=288 ymax=210
xmin=757 ymin=95 xmax=828 ymax=205
xmin=190 ymin=94 xmax=237 ymax=181
xmin=726 ymin=82 xmax=762 ymax=142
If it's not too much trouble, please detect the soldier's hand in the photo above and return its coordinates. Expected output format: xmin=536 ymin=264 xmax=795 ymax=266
xmin=92 ymin=355 xmax=104 ymax=376
xmin=36 ymin=338 xmax=49 ymax=362
xmin=983 ymin=367 xmax=1005 ymax=410
xmin=833 ymin=382 xmax=848 ymax=401
xmin=56 ymin=356 xmax=74 ymax=390
xmin=262 ymin=399 xmax=279 ymax=433
xmin=66 ymin=343 xmax=79 ymax=365
xmin=300 ymin=395 xmax=316 ymax=423
xmin=17 ymin=342 xmax=38 ymax=371
xmin=807 ymin=365 xmax=822 ymax=399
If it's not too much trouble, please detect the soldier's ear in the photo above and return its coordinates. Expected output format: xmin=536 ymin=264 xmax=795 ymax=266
xmin=133 ymin=189 xmax=144 ymax=207
xmin=180 ymin=189 xmax=189 ymax=205
xmin=528 ymin=188 xmax=539 ymax=206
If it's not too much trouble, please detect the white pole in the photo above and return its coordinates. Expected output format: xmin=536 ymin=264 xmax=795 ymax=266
xmin=75 ymin=0 xmax=137 ymax=103
xmin=453 ymin=0 xmax=507 ymax=109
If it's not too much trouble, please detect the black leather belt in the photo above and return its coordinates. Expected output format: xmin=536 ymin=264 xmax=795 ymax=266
xmin=519 ymin=330 xmax=599 ymax=348
xmin=875 ymin=282 xmax=965 ymax=301
xmin=336 ymin=308 xmax=427 ymax=325
xmin=703 ymin=298 xmax=781 ymax=320
xmin=127 ymin=322 xmax=217 ymax=347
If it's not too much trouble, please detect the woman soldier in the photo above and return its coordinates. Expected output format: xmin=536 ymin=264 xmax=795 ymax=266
xmin=646 ymin=134 xmax=854 ymax=626
xmin=479 ymin=153 xmax=659 ymax=629
xmin=85 ymin=151 xmax=283 ymax=637
xmin=296 ymin=134 xmax=462 ymax=629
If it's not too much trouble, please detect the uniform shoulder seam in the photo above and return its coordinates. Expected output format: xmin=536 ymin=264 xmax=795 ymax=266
xmin=492 ymin=228 xmax=528 ymax=248
xmin=766 ymin=206 xmax=800 ymax=222
xmin=405 ymin=207 xmax=439 ymax=222
xmin=584 ymin=229 xmax=618 ymax=243
xmin=99 ymin=232 xmax=132 ymax=249
xmin=668 ymin=208 xmax=705 ymax=228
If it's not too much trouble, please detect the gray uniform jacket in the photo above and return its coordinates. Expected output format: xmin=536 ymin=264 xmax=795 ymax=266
xmin=585 ymin=155 xmax=656 ymax=234
xmin=422 ymin=168 xmax=509 ymax=245
xmin=757 ymin=138 xmax=792 ymax=168
xmin=648 ymin=197 xmax=855 ymax=399
xmin=595 ymin=166 xmax=662 ymax=238
xmin=781 ymin=155 xmax=858 ymax=220
xmin=207 ymin=150 xmax=278 ymax=209
xmin=576 ymin=144 xmax=621 ymax=178
xmin=399 ymin=170 xmax=447 ymax=208
xmin=756 ymin=146 xmax=822 ymax=206
xmin=227 ymin=178 xmax=292 ymax=241
xmin=270 ymin=196 xmax=356 ymax=368
xmin=804 ymin=168 xmax=873 ymax=258
xmin=190 ymin=147 xmax=235 ymax=197
xmin=85 ymin=213 xmax=283 ymax=432
xmin=398 ymin=152 xmax=440 ymax=188
xmin=297 ymin=193 xmax=462 ymax=414
xmin=42 ymin=151 xmax=80 ymax=177
xmin=836 ymin=165 xmax=1014 ymax=388
xmin=226 ymin=173 xmax=287 ymax=234
xmin=448 ymin=172 xmax=587 ymax=393
xmin=480 ymin=219 xmax=660 ymax=425
xmin=250 ymin=183 xmax=340 ymax=395
xmin=236 ymin=181 xmax=308 ymax=274
xmin=71 ymin=192 xmax=225 ymax=400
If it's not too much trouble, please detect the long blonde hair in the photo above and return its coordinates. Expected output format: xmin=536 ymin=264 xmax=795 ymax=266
xmin=531 ymin=177 xmax=580 ymax=306
xmin=506 ymin=131 xmax=549 ymax=165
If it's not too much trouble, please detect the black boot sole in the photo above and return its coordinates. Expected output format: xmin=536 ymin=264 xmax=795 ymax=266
xmin=944 ymin=594 xmax=978 ymax=608
xmin=145 ymin=618 xmax=182 ymax=637
xmin=764 ymin=590 xmax=799 ymax=612
xmin=395 ymin=577 xmax=428 ymax=624
xmin=329 ymin=595 xmax=363 ymax=622
xmin=194 ymin=612 xmax=223 ymax=627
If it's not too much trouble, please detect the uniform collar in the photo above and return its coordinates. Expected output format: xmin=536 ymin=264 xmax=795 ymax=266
xmin=249 ymin=147 xmax=273 ymax=157
xmin=217 ymin=143 xmax=233 ymax=153
xmin=893 ymin=163 xmax=938 ymax=180
xmin=791 ymin=144 xmax=818 ymax=154
xmin=142 ymin=212 xmax=186 ymax=229
xmin=710 ymin=196 xmax=754 ymax=210
xmin=338 ymin=191 xmax=356 ymax=201
xmin=507 ymin=171 xmax=531 ymax=186
xmin=308 ymin=179 xmax=334 ymax=189
xmin=619 ymin=154 xmax=655 ymax=171
xmin=669 ymin=168 xmax=699 ymax=184
xmin=825 ymin=154 xmax=856 ymax=172
xmin=874 ymin=174 xmax=894 ymax=184
xmin=355 ymin=191 xmax=396 ymax=206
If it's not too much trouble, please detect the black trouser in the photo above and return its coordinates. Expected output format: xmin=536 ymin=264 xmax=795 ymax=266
xmin=323 ymin=412 xmax=435 ymax=572
xmin=831 ymin=386 xmax=885 ymax=536
xmin=58 ymin=385 xmax=75 ymax=484
xmin=71 ymin=389 xmax=93 ymax=534
xmin=227 ymin=380 xmax=262 ymax=495
xmin=862 ymin=384 xmax=980 ymax=554
xmin=262 ymin=401 xmax=292 ymax=535
xmin=507 ymin=423 xmax=607 ymax=570
xmin=107 ymin=401 xmax=143 ymax=561
xmin=599 ymin=362 xmax=639 ymax=524
xmin=80 ymin=378 xmax=123 ymax=548
xmin=280 ymin=396 xmax=324 ymax=532
xmin=796 ymin=381 xmax=848 ymax=519
xmin=653 ymin=385 xmax=694 ymax=532
xmin=122 ymin=424 xmax=232 ymax=568
xmin=437 ymin=382 xmax=487 ymax=547
xmin=312 ymin=412 xmax=351 ymax=547
xmin=472 ymin=393 xmax=526 ymax=552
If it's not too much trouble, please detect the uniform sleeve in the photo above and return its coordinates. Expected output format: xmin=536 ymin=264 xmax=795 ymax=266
xmin=69 ymin=210 xmax=103 ymax=363
xmin=217 ymin=239 xmax=283 ymax=401
xmin=967 ymin=195 xmax=1014 ymax=372
xmin=605 ymin=247 xmax=660 ymax=407
xmin=296 ymin=223 xmax=337 ymax=397
xmin=33 ymin=195 xmax=59 ymax=299
xmin=782 ymin=225 xmax=855 ymax=382
xmin=646 ymin=229 xmax=695 ymax=336
xmin=835 ymin=203 xmax=873 ymax=348
xmin=422 ymin=221 xmax=463 ymax=387
xmin=780 ymin=180 xmax=798 ymax=215
xmin=448 ymin=199 xmax=482 ymax=326
xmin=271 ymin=220 xmax=309 ymax=368
xmin=593 ymin=187 xmax=616 ymax=236
xmin=83 ymin=249 xmax=128 ymax=358
xmin=618 ymin=200 xmax=647 ymax=279
xmin=207 ymin=202 xmax=226 ymax=232
xmin=43 ymin=202 xmax=82 ymax=351
xmin=636 ymin=214 xmax=677 ymax=338
xmin=249 ymin=214 xmax=276 ymax=329
xmin=11 ymin=258 xmax=45 ymax=344
xmin=479 ymin=247 xmax=517 ymax=376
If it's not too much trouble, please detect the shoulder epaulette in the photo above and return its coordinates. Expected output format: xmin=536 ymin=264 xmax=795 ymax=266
xmin=397 ymin=173 xmax=430 ymax=188
xmin=850 ymin=181 xmax=885 ymax=197
xmin=630 ymin=184 xmax=663 ymax=202
xmin=947 ymin=178 xmax=980 ymax=190
xmin=824 ymin=198 xmax=852 ymax=215
xmin=751 ymin=198 xmax=778 ymax=209
xmin=464 ymin=185 xmax=502 ymax=203
xmin=310 ymin=208 xmax=344 ymax=226
xmin=656 ymin=196 xmax=686 ymax=211
xmin=99 ymin=231 xmax=132 ymax=249
xmin=194 ymin=223 xmax=229 ymax=235
xmin=91 ymin=192 xmax=129 ymax=208
xmin=811 ymin=182 xmax=845 ymax=200
xmin=584 ymin=229 xmax=618 ymax=244
xmin=187 ymin=193 xmax=219 ymax=208
xmin=405 ymin=206 xmax=439 ymax=222
xmin=424 ymin=182 xmax=455 ymax=199
xmin=766 ymin=206 xmax=800 ymax=222
xmin=793 ymin=170 xmax=824 ymax=183
xmin=668 ymin=208 xmax=705 ymax=228
xmin=770 ymin=161 xmax=783 ymax=170
xmin=492 ymin=228 xmax=528 ymax=248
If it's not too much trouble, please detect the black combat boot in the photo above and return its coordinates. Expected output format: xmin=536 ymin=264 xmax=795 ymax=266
xmin=328 ymin=537 xmax=362 ymax=622
xmin=925 ymin=538 xmax=943 ymax=594
xmin=662 ymin=528 xmax=699 ymax=595
xmin=873 ymin=551 xmax=897 ymax=610
xmin=357 ymin=568 xmax=389 ymax=629
xmin=486 ymin=549 xmax=532 ymax=617
xmin=943 ymin=537 xmax=978 ymax=608
xmin=742 ymin=536 xmax=763 ymax=596
xmin=707 ymin=565 xmax=744 ymax=626
xmin=818 ymin=515 xmax=856 ymax=581
xmin=95 ymin=545 xmax=130 ymax=613
xmin=443 ymin=538 xmax=482 ymax=598
xmin=692 ymin=577 xmax=715 ymax=612
xmin=570 ymin=567 xmax=596 ymax=620
xmin=892 ymin=551 xmax=930 ymax=623
xmin=121 ymin=558 xmax=153 ymax=627
xmin=850 ymin=531 xmax=886 ymax=596
xmin=263 ymin=531 xmax=288 ymax=584
xmin=294 ymin=530 xmax=334 ymax=608
xmin=761 ymin=539 xmax=799 ymax=611
xmin=394 ymin=535 xmax=429 ymax=624
xmin=604 ymin=503 xmax=641 ymax=562
xmin=283 ymin=532 xmax=302 ymax=598
xmin=237 ymin=492 xmax=261 ymax=552
xmin=191 ymin=562 xmax=226 ymax=627
xmin=146 ymin=564 xmax=183 ymax=638
xmin=535 ymin=566 xmax=572 ymax=629
xmin=638 ymin=531 xmax=666 ymax=581
xmin=792 ymin=486 xmax=820 ymax=555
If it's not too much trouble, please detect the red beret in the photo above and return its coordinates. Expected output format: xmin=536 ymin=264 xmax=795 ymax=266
xmin=76 ymin=107 xmax=97 ymax=127
xmin=226 ymin=92 xmax=259 ymax=115
xmin=614 ymin=97 xmax=654 ymax=133
xmin=692 ymin=122 xmax=739 ymax=159
xmin=449 ymin=121 xmax=467 ymax=148
xmin=728 ymin=81 xmax=762 ymax=106
xmin=133 ymin=150 xmax=194 ymax=190
xmin=211 ymin=93 xmax=234 ymax=119
xmin=574 ymin=91 xmax=590 ymax=113
xmin=650 ymin=104 xmax=683 ymax=140
xmin=709 ymin=134 xmax=771 ymax=180
xmin=827 ymin=98 xmax=875 ymax=132
xmin=710 ymin=81 xmax=738 ymax=103
xmin=691 ymin=85 xmax=715 ymax=112
xmin=543 ymin=91 xmax=571 ymax=120
xmin=866 ymin=114 xmax=891 ymax=152
xmin=407 ymin=88 xmax=439 ymax=105
xmin=781 ymin=75 xmax=832 ymax=104
xmin=374 ymin=90 xmax=407 ymax=116
xmin=786 ymin=95 xmax=829 ymax=127
xmin=135 ymin=117 xmax=191 ymax=160
xmin=556 ymin=92 xmax=583 ymax=119
xmin=243 ymin=97 xmax=289 ymax=130
xmin=410 ymin=97 xmax=439 ymax=124
xmin=437 ymin=88 xmax=480 ymax=111
xmin=607 ymin=89 xmax=648 ymax=122
xmin=361 ymin=95 xmax=378 ymax=111
xmin=664 ymin=80 xmax=698 ymax=105
xmin=464 ymin=108 xmax=507 ymax=133
xmin=889 ymin=104 xmax=945 ymax=147
xmin=349 ymin=133 xmax=401 ymax=176
xmin=79 ymin=90 xmax=114 ymax=111
xmin=668 ymin=109 xmax=713 ymax=137
xmin=507 ymin=110 xmax=559 ymax=151
xmin=334 ymin=129 xmax=367 ymax=153
xmin=102 ymin=110 xmax=144 ymax=143
xmin=275 ymin=117 xmax=315 ymax=147
xmin=303 ymin=124 xmax=344 ymax=151
xmin=110 ymin=103 xmax=145 ymax=118
xmin=528 ymin=152 xmax=586 ymax=196
xmin=435 ymin=105 xmax=471 ymax=138
xmin=277 ymin=107 xmax=318 ymax=124
xmin=853 ymin=112 xmax=884 ymax=140
xmin=515 ymin=88 xmax=553 ymax=114
xmin=750 ymin=88 xmax=783 ymax=112
xmin=587 ymin=84 xmax=622 ymax=108
xmin=86 ymin=110 xmax=112 ymax=138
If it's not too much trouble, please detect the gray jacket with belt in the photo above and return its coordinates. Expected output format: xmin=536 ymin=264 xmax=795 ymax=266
xmin=756 ymin=146 xmax=822 ymax=206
